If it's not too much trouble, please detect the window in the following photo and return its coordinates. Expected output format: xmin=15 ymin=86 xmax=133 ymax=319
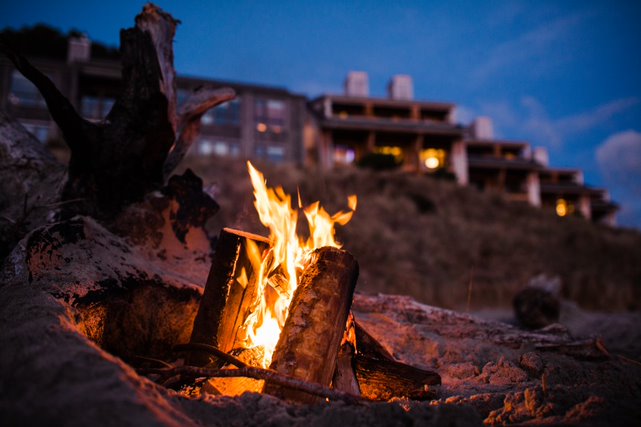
xmin=266 ymin=145 xmax=285 ymax=162
xmin=81 ymin=96 xmax=115 ymax=120
xmin=197 ymin=138 xmax=240 ymax=157
xmin=201 ymin=98 xmax=241 ymax=126
xmin=375 ymin=146 xmax=404 ymax=163
xmin=334 ymin=145 xmax=356 ymax=165
xmin=9 ymin=70 xmax=46 ymax=108
xmin=420 ymin=148 xmax=447 ymax=171
xmin=255 ymin=98 xmax=286 ymax=127
xmin=20 ymin=122 xmax=50 ymax=143
xmin=254 ymin=144 xmax=285 ymax=162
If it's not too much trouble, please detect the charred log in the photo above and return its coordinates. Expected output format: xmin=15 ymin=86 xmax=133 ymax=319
xmin=188 ymin=227 xmax=269 ymax=366
xmin=264 ymin=247 xmax=359 ymax=403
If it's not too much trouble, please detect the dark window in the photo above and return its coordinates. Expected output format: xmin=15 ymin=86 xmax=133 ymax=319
xmin=81 ymin=96 xmax=115 ymax=120
xmin=9 ymin=70 xmax=46 ymax=108
xmin=202 ymin=98 xmax=241 ymax=126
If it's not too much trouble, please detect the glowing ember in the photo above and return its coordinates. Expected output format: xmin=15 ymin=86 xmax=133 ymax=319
xmin=236 ymin=161 xmax=356 ymax=367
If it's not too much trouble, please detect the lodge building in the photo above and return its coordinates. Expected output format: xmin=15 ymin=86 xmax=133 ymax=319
xmin=0 ymin=36 xmax=618 ymax=225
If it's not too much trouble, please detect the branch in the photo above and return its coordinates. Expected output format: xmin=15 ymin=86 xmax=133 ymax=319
xmin=163 ymin=86 xmax=235 ymax=178
xmin=144 ymin=364 xmax=365 ymax=404
xmin=172 ymin=342 xmax=247 ymax=368
xmin=0 ymin=41 xmax=89 ymax=150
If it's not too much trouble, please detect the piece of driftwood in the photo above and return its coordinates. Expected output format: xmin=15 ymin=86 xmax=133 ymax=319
xmin=354 ymin=354 xmax=440 ymax=401
xmin=264 ymin=247 xmax=359 ymax=403
xmin=142 ymin=364 xmax=363 ymax=404
xmin=188 ymin=227 xmax=269 ymax=366
xmin=354 ymin=319 xmax=441 ymax=401
xmin=0 ymin=4 xmax=234 ymax=219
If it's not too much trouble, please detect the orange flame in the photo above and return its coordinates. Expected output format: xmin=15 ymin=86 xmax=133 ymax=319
xmin=237 ymin=161 xmax=356 ymax=367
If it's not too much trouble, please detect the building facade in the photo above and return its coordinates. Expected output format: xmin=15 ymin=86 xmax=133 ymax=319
xmin=0 ymin=36 xmax=618 ymax=225
xmin=0 ymin=36 xmax=307 ymax=166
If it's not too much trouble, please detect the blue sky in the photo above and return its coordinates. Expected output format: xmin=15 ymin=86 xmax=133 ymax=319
xmin=1 ymin=1 xmax=640 ymax=228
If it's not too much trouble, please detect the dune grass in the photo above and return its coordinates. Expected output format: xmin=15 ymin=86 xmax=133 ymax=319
xmin=182 ymin=157 xmax=641 ymax=312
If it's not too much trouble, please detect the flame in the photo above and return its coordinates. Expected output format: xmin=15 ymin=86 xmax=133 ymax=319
xmin=236 ymin=161 xmax=356 ymax=367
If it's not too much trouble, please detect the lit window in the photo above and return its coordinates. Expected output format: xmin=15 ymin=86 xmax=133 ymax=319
xmin=420 ymin=148 xmax=447 ymax=171
xmin=555 ymin=199 xmax=574 ymax=217
xmin=255 ymin=98 xmax=286 ymax=129
xmin=375 ymin=146 xmax=404 ymax=162
xmin=199 ymin=140 xmax=215 ymax=156
xmin=213 ymin=142 xmax=229 ymax=156
xmin=334 ymin=146 xmax=355 ymax=164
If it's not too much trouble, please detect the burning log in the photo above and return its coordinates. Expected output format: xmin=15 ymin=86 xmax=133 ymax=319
xmin=188 ymin=227 xmax=269 ymax=366
xmin=263 ymin=247 xmax=359 ymax=403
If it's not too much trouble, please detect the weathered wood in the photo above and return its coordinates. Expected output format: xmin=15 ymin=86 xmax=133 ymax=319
xmin=263 ymin=246 xmax=359 ymax=403
xmin=354 ymin=354 xmax=440 ymax=401
xmin=188 ymin=227 xmax=268 ymax=366
xmin=354 ymin=320 xmax=395 ymax=360
xmin=332 ymin=343 xmax=361 ymax=396
xmin=0 ymin=4 xmax=234 ymax=219
xmin=353 ymin=320 xmax=441 ymax=401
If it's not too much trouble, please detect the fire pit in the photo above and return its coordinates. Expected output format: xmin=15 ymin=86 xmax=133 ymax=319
xmin=138 ymin=162 xmax=440 ymax=403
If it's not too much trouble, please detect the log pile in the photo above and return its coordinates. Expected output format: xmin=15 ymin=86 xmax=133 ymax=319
xmin=176 ymin=228 xmax=441 ymax=403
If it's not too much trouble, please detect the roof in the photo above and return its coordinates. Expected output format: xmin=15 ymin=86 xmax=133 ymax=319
xmin=465 ymin=138 xmax=530 ymax=149
xmin=540 ymin=183 xmax=597 ymax=196
xmin=311 ymin=94 xmax=455 ymax=111
xmin=467 ymin=156 xmax=542 ymax=171
xmin=320 ymin=116 xmax=464 ymax=136
xmin=178 ymin=74 xmax=306 ymax=99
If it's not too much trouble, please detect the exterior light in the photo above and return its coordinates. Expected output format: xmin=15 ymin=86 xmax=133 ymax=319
xmin=256 ymin=123 xmax=267 ymax=132
xmin=424 ymin=156 xmax=440 ymax=169
xmin=556 ymin=199 xmax=568 ymax=217
xmin=420 ymin=148 xmax=446 ymax=171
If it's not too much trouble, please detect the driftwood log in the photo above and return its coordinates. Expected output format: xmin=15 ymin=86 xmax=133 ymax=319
xmin=263 ymin=247 xmax=359 ymax=403
xmin=188 ymin=227 xmax=269 ymax=366
xmin=0 ymin=4 xmax=234 ymax=220
xmin=354 ymin=355 xmax=440 ymax=400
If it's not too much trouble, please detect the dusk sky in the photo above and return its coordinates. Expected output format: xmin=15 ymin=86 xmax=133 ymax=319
xmin=1 ymin=1 xmax=640 ymax=228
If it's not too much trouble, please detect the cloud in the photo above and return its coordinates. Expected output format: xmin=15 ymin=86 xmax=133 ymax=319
xmin=478 ymin=96 xmax=639 ymax=149
xmin=452 ymin=105 xmax=476 ymax=125
xmin=596 ymin=130 xmax=641 ymax=228
xmin=597 ymin=130 xmax=641 ymax=196
xmin=556 ymin=98 xmax=640 ymax=135
xmin=471 ymin=12 xmax=586 ymax=83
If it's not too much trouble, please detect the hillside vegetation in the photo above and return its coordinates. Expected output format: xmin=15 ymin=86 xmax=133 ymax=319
xmin=183 ymin=158 xmax=641 ymax=311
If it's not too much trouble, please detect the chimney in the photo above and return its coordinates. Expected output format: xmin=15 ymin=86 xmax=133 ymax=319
xmin=388 ymin=75 xmax=413 ymax=100
xmin=533 ymin=147 xmax=549 ymax=167
xmin=67 ymin=34 xmax=91 ymax=63
xmin=344 ymin=71 xmax=369 ymax=97
xmin=471 ymin=116 xmax=494 ymax=140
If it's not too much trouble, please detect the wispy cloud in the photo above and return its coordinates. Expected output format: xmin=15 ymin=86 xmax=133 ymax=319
xmin=479 ymin=96 xmax=640 ymax=148
xmin=471 ymin=12 xmax=587 ymax=83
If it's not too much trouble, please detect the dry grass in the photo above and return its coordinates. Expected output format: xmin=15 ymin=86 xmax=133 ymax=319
xmin=181 ymin=157 xmax=641 ymax=311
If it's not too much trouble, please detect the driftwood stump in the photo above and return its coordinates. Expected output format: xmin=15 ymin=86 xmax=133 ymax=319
xmin=0 ymin=4 xmax=234 ymax=220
